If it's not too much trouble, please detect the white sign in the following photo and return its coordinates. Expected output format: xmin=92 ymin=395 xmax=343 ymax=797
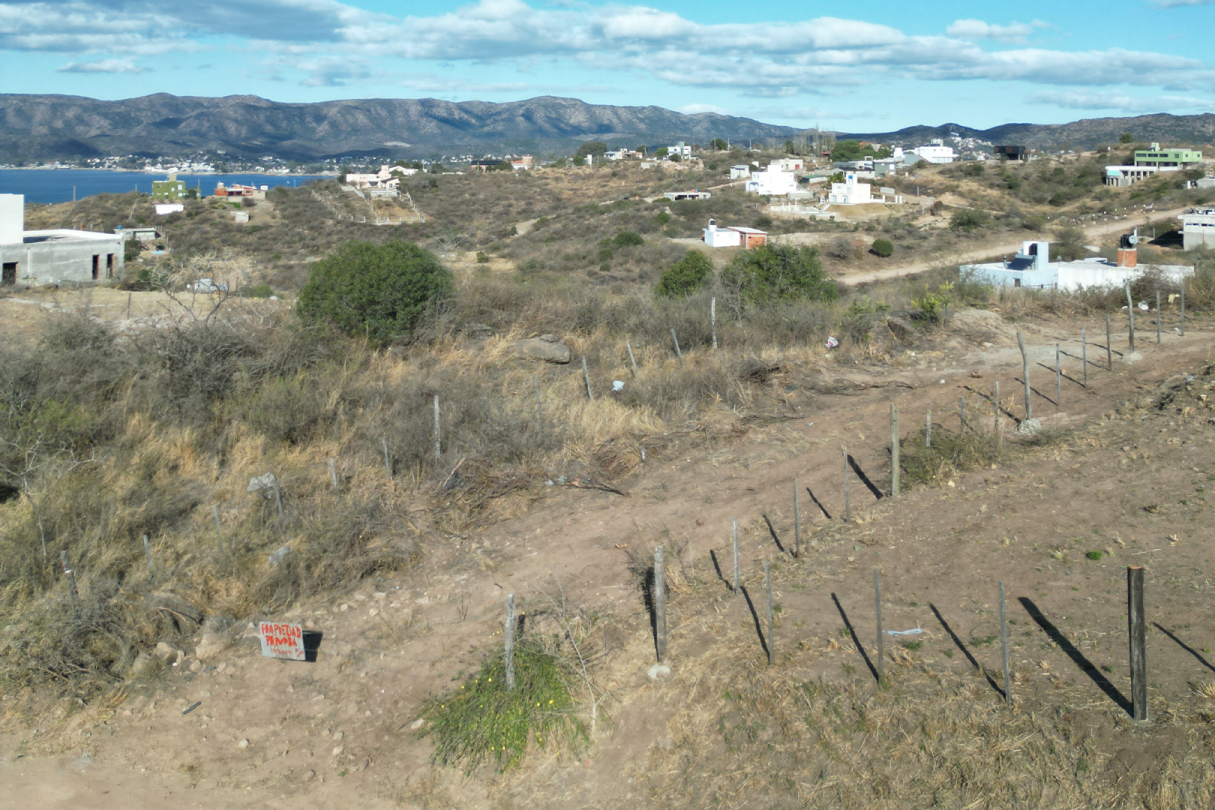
xmin=259 ymin=621 xmax=306 ymax=661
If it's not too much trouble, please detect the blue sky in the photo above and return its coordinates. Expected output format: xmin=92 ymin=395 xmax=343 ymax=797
xmin=0 ymin=0 xmax=1212 ymax=132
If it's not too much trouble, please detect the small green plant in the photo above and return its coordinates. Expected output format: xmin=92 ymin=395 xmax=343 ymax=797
xmin=949 ymin=209 xmax=989 ymax=232
xmin=912 ymin=281 xmax=954 ymax=323
xmin=241 ymin=283 xmax=274 ymax=299
xmin=1086 ymin=550 xmax=1103 ymax=561
xmin=902 ymin=640 xmax=923 ymax=652
xmin=423 ymin=642 xmax=586 ymax=773
xmin=612 ymin=231 xmax=644 ymax=249
xmin=476 ymin=251 xmax=489 ymax=264
xmin=871 ymin=238 xmax=894 ymax=258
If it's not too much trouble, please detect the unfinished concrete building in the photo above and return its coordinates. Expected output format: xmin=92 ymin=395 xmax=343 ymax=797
xmin=0 ymin=193 xmax=124 ymax=286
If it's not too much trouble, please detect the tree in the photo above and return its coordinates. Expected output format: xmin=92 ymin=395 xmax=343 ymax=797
xmin=655 ymin=147 xmax=669 ymax=158
xmin=829 ymin=140 xmax=892 ymax=162
xmin=949 ymin=208 xmax=989 ymax=232
xmin=572 ymin=155 xmax=585 ymax=166
xmin=784 ymin=140 xmax=796 ymax=154
xmin=656 ymin=250 xmax=713 ymax=297
xmin=871 ymin=238 xmax=894 ymax=258
xmin=720 ymin=244 xmax=837 ymax=306
xmin=1052 ymin=226 xmax=1087 ymax=261
xmin=1119 ymin=132 xmax=1135 ymax=144
xmin=576 ymin=141 xmax=608 ymax=158
xmin=711 ymin=138 xmax=728 ymax=151
xmin=296 ymin=241 xmax=453 ymax=346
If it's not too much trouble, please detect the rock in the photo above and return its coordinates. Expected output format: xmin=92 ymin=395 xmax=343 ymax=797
xmin=246 ymin=472 xmax=279 ymax=498
xmin=154 ymin=641 xmax=179 ymax=664
xmin=1016 ymin=418 xmax=1043 ymax=435
xmin=238 ymin=739 xmax=249 ymax=749
xmin=333 ymin=731 xmax=344 ymax=741
xmin=331 ymin=745 xmax=345 ymax=757
xmin=129 ymin=652 xmax=157 ymax=678
xmin=1122 ymin=351 xmax=1142 ymax=364
xmin=513 ymin=335 xmax=571 ymax=364
xmin=647 ymin=663 xmax=671 ymax=681
xmin=188 ymin=659 xmax=202 ymax=673
xmin=268 ymin=545 xmax=292 ymax=566
xmin=409 ymin=718 xmax=426 ymax=730
xmin=146 ymin=590 xmax=203 ymax=632
xmin=886 ymin=316 xmax=916 ymax=341
xmin=657 ymin=736 xmax=674 ymax=749
xmin=195 ymin=632 xmax=232 ymax=662
xmin=302 ymin=769 xmax=316 ymax=782
xmin=463 ymin=323 xmax=494 ymax=339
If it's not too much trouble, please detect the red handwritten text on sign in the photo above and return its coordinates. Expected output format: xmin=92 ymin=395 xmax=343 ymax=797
xmin=259 ymin=621 xmax=306 ymax=661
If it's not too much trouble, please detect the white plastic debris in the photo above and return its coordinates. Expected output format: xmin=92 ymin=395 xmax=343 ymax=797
xmin=884 ymin=627 xmax=924 ymax=637
xmin=825 ymin=336 xmax=839 ymax=349
xmin=1138 ymin=301 xmax=1149 ymax=311
xmin=612 ymin=380 xmax=624 ymax=392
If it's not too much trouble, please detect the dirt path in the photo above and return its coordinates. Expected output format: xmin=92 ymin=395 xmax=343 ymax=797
xmin=4 ymin=312 xmax=1214 ymax=808
xmin=841 ymin=207 xmax=1190 ymax=286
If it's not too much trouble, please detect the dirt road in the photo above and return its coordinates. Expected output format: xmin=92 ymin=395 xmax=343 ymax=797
xmin=841 ymin=206 xmax=1190 ymax=286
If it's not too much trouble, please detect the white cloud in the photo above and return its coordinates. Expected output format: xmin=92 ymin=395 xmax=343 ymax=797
xmin=57 ymin=57 xmax=147 ymax=73
xmin=945 ymin=19 xmax=1048 ymax=44
xmin=2 ymin=0 xmax=1212 ymax=97
xmin=679 ymin=103 xmax=727 ymax=115
xmin=1028 ymin=90 xmax=1213 ymax=112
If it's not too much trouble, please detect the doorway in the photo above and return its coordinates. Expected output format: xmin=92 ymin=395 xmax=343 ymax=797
xmin=1 ymin=262 xmax=16 ymax=286
xmin=91 ymin=254 xmax=100 ymax=280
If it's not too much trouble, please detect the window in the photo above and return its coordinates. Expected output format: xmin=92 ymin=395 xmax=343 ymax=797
xmin=92 ymin=254 xmax=99 ymax=280
xmin=106 ymin=254 xmax=114 ymax=278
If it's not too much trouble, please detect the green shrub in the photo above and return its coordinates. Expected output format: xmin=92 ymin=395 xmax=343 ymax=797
xmin=241 ymin=283 xmax=275 ymax=298
xmin=720 ymin=244 xmax=837 ymax=306
xmin=912 ymin=282 xmax=954 ymax=323
xmin=296 ymin=241 xmax=453 ymax=346
xmin=424 ymin=641 xmax=586 ymax=773
xmin=476 ymin=251 xmax=489 ymax=263
xmin=612 ymin=231 xmax=644 ymax=249
xmin=872 ymin=239 xmax=894 ymax=258
xmin=123 ymin=239 xmax=141 ymax=263
xmin=656 ymin=250 xmax=714 ymax=298
xmin=950 ymin=209 xmax=989 ymax=232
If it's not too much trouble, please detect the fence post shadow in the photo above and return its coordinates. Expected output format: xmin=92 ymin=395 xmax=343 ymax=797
xmin=1014 ymin=376 xmax=1058 ymax=408
xmin=806 ymin=486 xmax=832 ymax=520
xmin=1153 ymin=623 xmax=1215 ymax=674
xmin=847 ymin=455 xmax=885 ymax=500
xmin=929 ymin=603 xmax=1003 ymax=696
xmin=831 ymin=593 xmax=879 ymax=683
xmin=1019 ymin=597 xmax=1132 ymax=715
xmin=709 ymin=549 xmax=730 ymax=591
xmin=639 ymin=561 xmax=659 ymax=660
xmin=761 ymin=514 xmax=786 ymax=554
xmin=739 ymin=584 xmax=770 ymax=662
xmin=1036 ymin=361 xmax=1083 ymax=389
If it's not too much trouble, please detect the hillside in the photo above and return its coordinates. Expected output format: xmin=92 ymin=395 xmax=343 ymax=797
xmin=0 ymin=94 xmax=803 ymax=163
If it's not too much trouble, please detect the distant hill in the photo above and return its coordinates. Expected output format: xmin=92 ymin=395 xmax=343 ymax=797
xmin=0 ymin=94 xmax=1211 ymax=164
xmin=841 ymin=113 xmax=1215 ymax=151
xmin=0 ymin=94 xmax=804 ymax=163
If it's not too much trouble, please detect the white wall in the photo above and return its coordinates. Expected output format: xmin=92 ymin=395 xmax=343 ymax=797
xmin=0 ymin=194 xmax=23 ymax=246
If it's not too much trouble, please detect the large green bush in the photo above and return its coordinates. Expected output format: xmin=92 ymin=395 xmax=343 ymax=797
xmin=720 ymin=244 xmax=837 ymax=306
xmin=296 ymin=241 xmax=453 ymax=346
xmin=656 ymin=250 xmax=714 ymax=297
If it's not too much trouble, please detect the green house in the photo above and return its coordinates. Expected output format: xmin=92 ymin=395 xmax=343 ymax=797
xmin=151 ymin=173 xmax=187 ymax=200
xmin=1134 ymin=143 xmax=1203 ymax=168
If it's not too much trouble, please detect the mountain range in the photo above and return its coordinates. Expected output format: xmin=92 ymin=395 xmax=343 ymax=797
xmin=0 ymin=93 xmax=1211 ymax=163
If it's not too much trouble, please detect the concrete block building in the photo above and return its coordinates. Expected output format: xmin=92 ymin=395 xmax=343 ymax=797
xmin=961 ymin=238 xmax=1192 ymax=291
xmin=0 ymin=194 xmax=124 ymax=286
xmin=1182 ymin=209 xmax=1215 ymax=251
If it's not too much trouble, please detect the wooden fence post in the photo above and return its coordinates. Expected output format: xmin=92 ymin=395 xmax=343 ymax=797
xmin=926 ymin=409 xmax=931 ymax=449
xmin=626 ymin=341 xmax=638 ymax=377
xmin=793 ymin=478 xmax=800 ymax=559
xmin=142 ymin=534 xmax=153 ymax=575
xmin=1081 ymin=328 xmax=1088 ymax=388
xmin=1016 ymin=332 xmax=1032 ymax=420
xmin=1055 ymin=344 xmax=1062 ymax=407
xmin=842 ymin=446 xmax=851 ymax=522
xmin=993 ymin=381 xmax=1000 ymax=441
xmin=1125 ymin=281 xmax=1136 ymax=353
xmin=1128 ymin=566 xmax=1148 ymax=721
xmin=1106 ymin=312 xmax=1113 ymax=371
xmin=765 ymin=560 xmax=775 ymax=666
xmin=1180 ymin=289 xmax=1186 ymax=336
xmin=654 ymin=546 xmax=667 ymax=662
xmin=999 ymin=580 xmax=1011 ymax=704
xmin=959 ymin=396 xmax=966 ymax=432
xmin=874 ymin=568 xmax=884 ymax=683
xmin=61 ymin=550 xmax=81 ymax=619
xmin=711 ymin=297 xmax=718 ymax=350
xmin=212 ymin=505 xmax=224 ymax=554
xmin=671 ymin=328 xmax=683 ymax=364
xmin=329 ymin=458 xmax=339 ymax=500
xmin=582 ymin=356 xmax=594 ymax=400
xmin=732 ymin=517 xmax=739 ymax=595
xmin=432 ymin=395 xmax=441 ymax=459
xmin=1157 ymin=291 xmax=1162 ymax=346
xmin=890 ymin=403 xmax=900 ymax=498
xmin=381 ymin=437 xmax=392 ymax=478
xmin=505 ymin=594 xmax=517 ymax=691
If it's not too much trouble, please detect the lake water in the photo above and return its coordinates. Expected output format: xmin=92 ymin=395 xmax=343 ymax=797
xmin=0 ymin=169 xmax=329 ymax=204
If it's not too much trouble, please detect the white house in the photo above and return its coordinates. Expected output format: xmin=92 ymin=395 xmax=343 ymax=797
xmin=745 ymin=166 xmax=797 ymax=196
xmin=961 ymin=239 xmax=1193 ymax=291
xmin=730 ymin=165 xmax=751 ymax=179
xmin=771 ymin=158 xmax=805 ymax=172
xmin=667 ymin=141 xmax=693 ymax=159
xmin=912 ymin=139 xmax=956 ymax=164
xmin=346 ymin=165 xmax=417 ymax=189
xmin=0 ymin=193 xmax=125 ymax=286
xmin=703 ymin=219 xmax=768 ymax=249
xmin=1182 ymin=208 xmax=1215 ymax=251
xmin=827 ymin=172 xmax=873 ymax=205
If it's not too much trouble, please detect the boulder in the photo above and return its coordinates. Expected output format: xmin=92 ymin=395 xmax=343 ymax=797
xmin=195 ymin=631 xmax=232 ymax=662
xmin=154 ymin=641 xmax=179 ymax=664
xmin=246 ymin=473 xmax=279 ymax=498
xmin=886 ymin=316 xmax=916 ymax=342
xmin=513 ymin=334 xmax=571 ymax=364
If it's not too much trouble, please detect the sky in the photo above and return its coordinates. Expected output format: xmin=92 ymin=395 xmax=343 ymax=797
xmin=0 ymin=0 xmax=1212 ymax=132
